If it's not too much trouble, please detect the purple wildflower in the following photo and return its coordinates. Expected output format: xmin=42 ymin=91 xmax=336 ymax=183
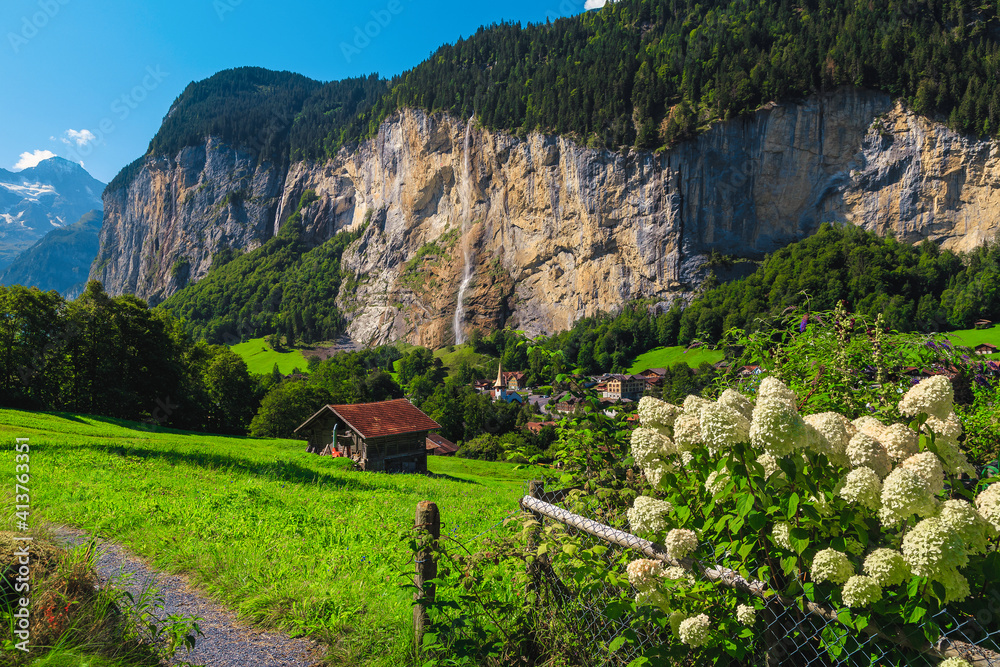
xmin=799 ymin=315 xmax=808 ymax=333
xmin=926 ymin=341 xmax=938 ymax=351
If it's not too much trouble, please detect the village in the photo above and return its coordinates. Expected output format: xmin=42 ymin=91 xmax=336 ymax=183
xmin=291 ymin=332 xmax=1000 ymax=474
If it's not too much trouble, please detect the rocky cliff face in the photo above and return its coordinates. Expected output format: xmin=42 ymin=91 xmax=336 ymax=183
xmin=93 ymin=138 xmax=286 ymax=303
xmin=95 ymin=86 xmax=1000 ymax=344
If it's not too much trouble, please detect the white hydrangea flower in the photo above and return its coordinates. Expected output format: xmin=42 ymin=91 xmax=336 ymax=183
xmin=839 ymin=466 xmax=882 ymax=511
xmin=846 ymin=432 xmax=892 ymax=479
xmin=630 ymin=427 xmax=677 ymax=470
xmin=627 ymin=496 xmax=673 ymax=534
xmin=803 ymin=412 xmax=852 ymax=467
xmin=674 ymin=413 xmax=703 ymax=452
xmin=665 ymin=528 xmax=699 ymax=559
xmin=644 ymin=460 xmax=673 ymax=488
xmin=880 ymin=423 xmax=919 ymax=462
xmin=638 ymin=396 xmax=683 ymax=430
xmin=863 ymin=549 xmax=910 ymax=587
xmin=664 ymin=565 xmax=695 ymax=586
xmin=736 ymin=604 xmax=755 ymax=626
xmin=898 ymin=376 xmax=954 ymax=421
xmin=853 ymin=416 xmax=887 ymax=441
xmin=880 ymin=467 xmax=938 ymax=525
xmin=901 ymin=517 xmax=969 ymax=578
xmin=700 ymin=402 xmax=751 ymax=455
xmin=938 ymin=657 xmax=973 ymax=667
xmin=925 ymin=412 xmax=963 ymax=439
xmin=626 ymin=558 xmax=664 ymax=591
xmin=938 ymin=567 xmax=972 ymax=603
xmin=718 ymin=388 xmax=754 ymax=419
xmin=935 ymin=437 xmax=977 ymax=478
xmin=750 ymin=396 xmax=809 ymax=457
xmin=758 ymin=376 xmax=798 ymax=410
xmin=976 ymin=484 xmax=1000 ymax=532
xmin=756 ymin=453 xmax=781 ymax=479
xmin=772 ymin=522 xmax=793 ymax=551
xmin=811 ymin=549 xmax=855 ymax=585
xmin=705 ymin=470 xmax=730 ymax=496
xmin=841 ymin=575 xmax=882 ymax=608
xmin=938 ymin=499 xmax=996 ymax=556
xmin=678 ymin=614 xmax=710 ymax=647
xmin=901 ymin=451 xmax=945 ymax=495
xmin=683 ymin=394 xmax=714 ymax=416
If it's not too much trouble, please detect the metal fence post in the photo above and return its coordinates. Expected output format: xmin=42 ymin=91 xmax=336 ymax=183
xmin=526 ymin=480 xmax=545 ymax=594
xmin=414 ymin=500 xmax=440 ymax=653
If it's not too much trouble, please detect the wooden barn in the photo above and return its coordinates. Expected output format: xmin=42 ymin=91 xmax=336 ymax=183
xmin=295 ymin=399 xmax=441 ymax=473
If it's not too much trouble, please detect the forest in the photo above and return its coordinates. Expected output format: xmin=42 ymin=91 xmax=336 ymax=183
xmin=543 ymin=224 xmax=1000 ymax=374
xmin=158 ymin=190 xmax=362 ymax=345
xmin=112 ymin=0 xmax=1000 ymax=191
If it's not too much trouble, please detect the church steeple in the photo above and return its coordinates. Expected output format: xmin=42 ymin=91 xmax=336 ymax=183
xmin=494 ymin=361 xmax=506 ymax=400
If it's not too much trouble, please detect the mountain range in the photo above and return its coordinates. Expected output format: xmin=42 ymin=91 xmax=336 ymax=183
xmin=87 ymin=0 xmax=1000 ymax=347
xmin=0 ymin=157 xmax=104 ymax=271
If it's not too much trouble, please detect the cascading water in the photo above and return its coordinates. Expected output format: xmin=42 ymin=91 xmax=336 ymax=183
xmin=453 ymin=117 xmax=475 ymax=345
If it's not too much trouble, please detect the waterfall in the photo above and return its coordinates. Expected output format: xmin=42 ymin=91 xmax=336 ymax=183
xmin=453 ymin=117 xmax=475 ymax=345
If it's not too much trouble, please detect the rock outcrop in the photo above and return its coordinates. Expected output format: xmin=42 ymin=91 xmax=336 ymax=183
xmin=94 ymin=87 xmax=1000 ymax=344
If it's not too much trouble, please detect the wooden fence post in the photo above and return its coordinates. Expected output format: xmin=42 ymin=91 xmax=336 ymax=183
xmin=526 ymin=481 xmax=544 ymax=594
xmin=414 ymin=500 xmax=440 ymax=653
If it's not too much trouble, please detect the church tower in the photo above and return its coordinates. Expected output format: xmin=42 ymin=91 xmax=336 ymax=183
xmin=494 ymin=362 xmax=506 ymax=401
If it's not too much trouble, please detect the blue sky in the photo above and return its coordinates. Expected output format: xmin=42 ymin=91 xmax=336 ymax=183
xmin=1 ymin=0 xmax=604 ymax=184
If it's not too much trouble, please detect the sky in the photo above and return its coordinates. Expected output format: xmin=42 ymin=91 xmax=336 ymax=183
xmin=0 ymin=0 xmax=605 ymax=184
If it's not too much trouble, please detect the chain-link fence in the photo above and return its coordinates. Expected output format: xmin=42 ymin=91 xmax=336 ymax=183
xmin=520 ymin=484 xmax=1000 ymax=667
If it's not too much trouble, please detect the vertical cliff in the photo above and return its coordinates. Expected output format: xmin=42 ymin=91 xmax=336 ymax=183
xmin=95 ymin=86 xmax=1000 ymax=344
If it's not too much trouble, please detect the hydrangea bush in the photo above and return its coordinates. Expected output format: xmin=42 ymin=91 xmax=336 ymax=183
xmin=621 ymin=375 xmax=999 ymax=662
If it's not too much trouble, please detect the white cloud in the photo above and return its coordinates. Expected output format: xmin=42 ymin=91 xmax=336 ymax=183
xmin=14 ymin=150 xmax=57 ymax=170
xmin=584 ymin=0 xmax=607 ymax=8
xmin=63 ymin=129 xmax=97 ymax=148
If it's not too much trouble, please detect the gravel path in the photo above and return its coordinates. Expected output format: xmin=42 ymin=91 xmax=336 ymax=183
xmin=51 ymin=526 xmax=325 ymax=667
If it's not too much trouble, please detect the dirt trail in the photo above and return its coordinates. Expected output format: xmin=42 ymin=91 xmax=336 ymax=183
xmin=52 ymin=526 xmax=324 ymax=667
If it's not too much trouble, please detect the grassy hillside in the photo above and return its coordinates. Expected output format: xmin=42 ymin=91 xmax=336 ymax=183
xmin=945 ymin=326 xmax=1000 ymax=360
xmin=231 ymin=337 xmax=309 ymax=375
xmin=628 ymin=345 xmax=724 ymax=373
xmin=4 ymin=410 xmax=542 ymax=666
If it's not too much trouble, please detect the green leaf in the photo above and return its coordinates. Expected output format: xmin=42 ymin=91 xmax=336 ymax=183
xmin=788 ymin=527 xmax=810 ymax=555
xmin=608 ymin=636 xmax=628 ymax=652
xmin=747 ymin=511 xmax=767 ymax=531
xmin=787 ymin=492 xmax=800 ymax=519
xmin=562 ymin=544 xmax=579 ymax=556
xmin=736 ymin=493 xmax=754 ymax=518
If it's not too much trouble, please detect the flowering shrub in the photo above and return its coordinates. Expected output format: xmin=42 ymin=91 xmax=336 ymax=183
xmin=619 ymin=374 xmax=1000 ymax=662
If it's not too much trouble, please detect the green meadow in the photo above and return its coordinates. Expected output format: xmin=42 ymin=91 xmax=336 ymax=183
xmin=2 ymin=410 xmax=543 ymax=666
xmin=231 ymin=337 xmax=310 ymax=375
xmin=627 ymin=345 xmax=725 ymax=373
xmin=943 ymin=326 xmax=1000 ymax=359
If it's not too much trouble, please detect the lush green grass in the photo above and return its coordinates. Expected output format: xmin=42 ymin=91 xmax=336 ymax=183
xmin=944 ymin=326 xmax=1000 ymax=359
xmin=627 ymin=345 xmax=724 ymax=373
xmin=231 ymin=337 xmax=309 ymax=375
xmin=2 ymin=410 xmax=542 ymax=666
xmin=433 ymin=344 xmax=497 ymax=376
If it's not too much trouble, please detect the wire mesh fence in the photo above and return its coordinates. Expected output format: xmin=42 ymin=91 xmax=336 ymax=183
xmin=520 ymin=483 xmax=1000 ymax=667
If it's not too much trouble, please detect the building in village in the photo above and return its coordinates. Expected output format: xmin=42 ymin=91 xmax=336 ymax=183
xmin=602 ymin=374 xmax=647 ymax=401
xmin=426 ymin=433 xmax=459 ymax=456
xmin=493 ymin=363 xmax=524 ymax=403
xmin=975 ymin=343 xmax=998 ymax=356
xmin=295 ymin=399 xmax=440 ymax=473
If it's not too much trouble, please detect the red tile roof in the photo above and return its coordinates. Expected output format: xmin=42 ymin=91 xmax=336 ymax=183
xmin=331 ymin=399 xmax=440 ymax=439
xmin=297 ymin=399 xmax=440 ymax=439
